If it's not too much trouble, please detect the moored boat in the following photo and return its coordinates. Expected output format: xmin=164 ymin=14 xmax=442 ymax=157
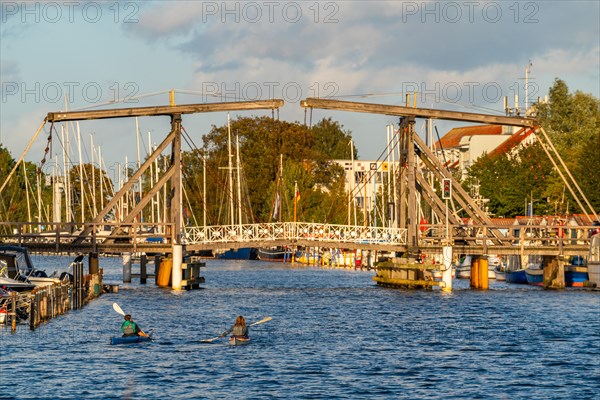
xmin=564 ymin=265 xmax=589 ymax=287
xmin=110 ymin=335 xmax=152 ymax=345
xmin=525 ymin=267 xmax=544 ymax=286
xmin=505 ymin=269 xmax=528 ymax=284
xmin=587 ymin=235 xmax=600 ymax=286
xmin=215 ymin=248 xmax=257 ymax=260
xmin=504 ymin=255 xmax=527 ymax=283
xmin=229 ymin=336 xmax=251 ymax=346
xmin=257 ymin=246 xmax=291 ymax=262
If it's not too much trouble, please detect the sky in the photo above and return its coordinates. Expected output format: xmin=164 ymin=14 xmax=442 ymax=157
xmin=1 ymin=0 xmax=599 ymax=181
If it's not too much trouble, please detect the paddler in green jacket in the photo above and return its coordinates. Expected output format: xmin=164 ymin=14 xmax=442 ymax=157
xmin=121 ymin=314 xmax=150 ymax=337
xmin=221 ymin=315 xmax=249 ymax=339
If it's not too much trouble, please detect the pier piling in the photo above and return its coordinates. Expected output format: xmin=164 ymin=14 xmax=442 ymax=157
xmin=479 ymin=256 xmax=489 ymax=290
xmin=140 ymin=254 xmax=147 ymax=284
xmin=470 ymin=258 xmax=480 ymax=288
xmin=122 ymin=253 xmax=132 ymax=283
xmin=89 ymin=252 xmax=99 ymax=275
xmin=172 ymin=245 xmax=183 ymax=290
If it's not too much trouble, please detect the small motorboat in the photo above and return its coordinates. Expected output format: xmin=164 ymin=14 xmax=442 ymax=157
xmin=229 ymin=336 xmax=251 ymax=346
xmin=110 ymin=335 xmax=153 ymax=345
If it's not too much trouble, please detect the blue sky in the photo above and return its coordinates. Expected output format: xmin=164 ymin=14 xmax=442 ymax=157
xmin=1 ymin=0 xmax=599 ymax=178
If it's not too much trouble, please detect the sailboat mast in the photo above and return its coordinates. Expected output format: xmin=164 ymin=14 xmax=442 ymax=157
xmin=23 ymin=162 xmax=31 ymax=229
xmin=61 ymin=126 xmax=70 ymax=223
xmin=135 ymin=117 xmax=143 ymax=223
xmin=90 ymin=134 xmax=97 ymax=217
xmin=227 ymin=113 xmax=235 ymax=226
xmin=98 ymin=146 xmax=104 ymax=211
xmin=76 ymin=122 xmax=85 ymax=223
xmin=203 ymin=150 xmax=207 ymax=227
xmin=148 ymin=132 xmax=155 ymax=226
xmin=236 ymin=133 xmax=243 ymax=227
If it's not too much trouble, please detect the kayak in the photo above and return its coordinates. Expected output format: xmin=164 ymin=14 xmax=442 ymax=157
xmin=110 ymin=335 xmax=152 ymax=345
xmin=229 ymin=336 xmax=250 ymax=346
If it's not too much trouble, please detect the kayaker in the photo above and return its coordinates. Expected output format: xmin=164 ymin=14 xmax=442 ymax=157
xmin=121 ymin=314 xmax=149 ymax=337
xmin=221 ymin=315 xmax=249 ymax=339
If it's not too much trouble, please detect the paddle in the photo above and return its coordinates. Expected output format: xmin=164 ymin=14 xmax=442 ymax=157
xmin=200 ymin=316 xmax=272 ymax=343
xmin=112 ymin=302 xmax=150 ymax=338
xmin=112 ymin=302 xmax=125 ymax=316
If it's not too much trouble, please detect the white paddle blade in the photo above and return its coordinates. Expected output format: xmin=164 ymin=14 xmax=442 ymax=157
xmin=112 ymin=302 xmax=125 ymax=316
xmin=200 ymin=336 xmax=221 ymax=343
xmin=249 ymin=316 xmax=272 ymax=327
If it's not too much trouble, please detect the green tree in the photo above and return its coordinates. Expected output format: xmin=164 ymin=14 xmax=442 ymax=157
xmin=184 ymin=116 xmax=355 ymax=225
xmin=467 ymin=79 xmax=599 ymax=217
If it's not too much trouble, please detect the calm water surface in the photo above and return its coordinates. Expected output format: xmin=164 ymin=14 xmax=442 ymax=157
xmin=1 ymin=255 xmax=599 ymax=399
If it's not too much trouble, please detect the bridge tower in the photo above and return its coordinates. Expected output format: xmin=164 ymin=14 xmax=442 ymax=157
xmin=39 ymin=98 xmax=284 ymax=289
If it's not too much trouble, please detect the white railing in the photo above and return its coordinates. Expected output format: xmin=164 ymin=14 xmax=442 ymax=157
xmin=184 ymin=222 xmax=408 ymax=246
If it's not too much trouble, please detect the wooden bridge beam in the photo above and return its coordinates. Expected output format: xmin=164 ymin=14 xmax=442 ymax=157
xmin=300 ymin=98 xmax=536 ymax=127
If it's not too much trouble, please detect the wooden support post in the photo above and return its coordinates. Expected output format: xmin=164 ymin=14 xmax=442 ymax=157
xmin=479 ymin=256 xmax=489 ymax=290
xmin=154 ymin=254 xmax=162 ymax=285
xmin=470 ymin=257 xmax=480 ymax=288
xmin=544 ymin=257 xmax=565 ymax=289
xmin=140 ymin=254 xmax=147 ymax=284
xmin=89 ymin=252 xmax=99 ymax=275
xmin=29 ymin=292 xmax=36 ymax=330
xmin=122 ymin=253 xmax=132 ymax=283
xmin=11 ymin=292 xmax=17 ymax=333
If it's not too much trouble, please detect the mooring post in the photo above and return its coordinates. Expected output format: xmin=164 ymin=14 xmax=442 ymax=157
xmin=172 ymin=244 xmax=183 ymax=290
xmin=89 ymin=252 xmax=99 ymax=275
xmin=11 ymin=292 xmax=17 ymax=333
xmin=122 ymin=252 xmax=132 ymax=283
xmin=470 ymin=257 xmax=480 ymax=288
xmin=479 ymin=256 xmax=489 ymax=290
xmin=441 ymin=245 xmax=453 ymax=292
xmin=140 ymin=254 xmax=147 ymax=284
xmin=154 ymin=254 xmax=162 ymax=285
xmin=29 ymin=292 xmax=36 ymax=330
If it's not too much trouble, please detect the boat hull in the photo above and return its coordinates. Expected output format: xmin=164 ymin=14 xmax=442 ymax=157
xmin=505 ymin=269 xmax=528 ymax=284
xmin=564 ymin=265 xmax=588 ymax=287
xmin=257 ymin=247 xmax=291 ymax=262
xmin=588 ymin=261 xmax=600 ymax=287
xmin=110 ymin=335 xmax=152 ymax=345
xmin=229 ymin=336 xmax=250 ymax=346
xmin=216 ymin=248 xmax=257 ymax=260
xmin=525 ymin=268 xmax=544 ymax=286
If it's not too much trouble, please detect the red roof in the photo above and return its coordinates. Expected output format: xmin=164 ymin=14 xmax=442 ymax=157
xmin=488 ymin=127 xmax=536 ymax=157
xmin=436 ymin=125 xmax=502 ymax=148
xmin=489 ymin=218 xmax=515 ymax=227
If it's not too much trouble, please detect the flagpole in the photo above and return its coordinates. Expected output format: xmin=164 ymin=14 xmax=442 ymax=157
xmin=293 ymin=181 xmax=298 ymax=223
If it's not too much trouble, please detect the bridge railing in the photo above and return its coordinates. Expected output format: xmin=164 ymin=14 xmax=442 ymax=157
xmin=0 ymin=221 xmax=173 ymax=250
xmin=184 ymin=222 xmax=408 ymax=245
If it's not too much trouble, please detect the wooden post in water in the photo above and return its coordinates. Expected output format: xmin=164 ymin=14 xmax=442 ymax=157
xmin=154 ymin=255 xmax=162 ymax=285
xmin=544 ymin=256 xmax=565 ymax=289
xmin=479 ymin=256 xmax=489 ymax=290
xmin=29 ymin=292 xmax=36 ymax=330
xmin=122 ymin=253 xmax=132 ymax=283
xmin=11 ymin=292 xmax=17 ymax=333
xmin=140 ymin=254 xmax=147 ymax=284
xmin=441 ymin=245 xmax=453 ymax=292
xmin=470 ymin=257 xmax=480 ymax=288
xmin=89 ymin=252 xmax=99 ymax=275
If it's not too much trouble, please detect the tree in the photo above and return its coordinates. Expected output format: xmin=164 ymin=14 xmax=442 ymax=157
xmin=184 ymin=116 xmax=355 ymax=225
xmin=467 ymin=79 xmax=600 ymax=217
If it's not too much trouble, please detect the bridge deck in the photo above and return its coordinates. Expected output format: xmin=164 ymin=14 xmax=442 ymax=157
xmin=1 ymin=222 xmax=594 ymax=257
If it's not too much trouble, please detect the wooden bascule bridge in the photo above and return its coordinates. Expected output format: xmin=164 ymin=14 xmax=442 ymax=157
xmin=1 ymin=95 xmax=597 ymax=291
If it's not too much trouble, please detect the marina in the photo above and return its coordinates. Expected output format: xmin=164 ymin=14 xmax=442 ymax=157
xmin=1 ymin=256 xmax=599 ymax=399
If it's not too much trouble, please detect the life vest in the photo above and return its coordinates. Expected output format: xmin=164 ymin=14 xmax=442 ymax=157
xmin=231 ymin=325 xmax=248 ymax=338
xmin=122 ymin=320 xmax=137 ymax=336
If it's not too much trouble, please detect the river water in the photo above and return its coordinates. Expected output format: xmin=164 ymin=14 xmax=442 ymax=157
xmin=1 ymin=255 xmax=599 ymax=399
